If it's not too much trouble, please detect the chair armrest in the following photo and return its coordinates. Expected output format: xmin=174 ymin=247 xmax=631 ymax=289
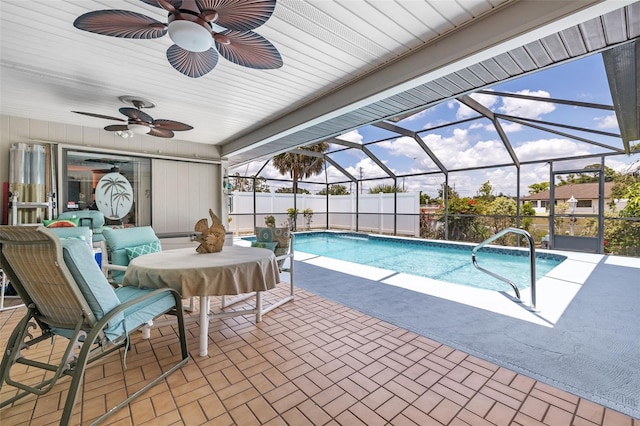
xmin=103 ymin=264 xmax=128 ymax=272
xmin=95 ymin=288 xmax=184 ymax=342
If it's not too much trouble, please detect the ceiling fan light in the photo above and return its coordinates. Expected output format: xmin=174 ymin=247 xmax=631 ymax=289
xmin=168 ymin=20 xmax=212 ymax=52
xmin=115 ymin=130 xmax=134 ymax=138
xmin=128 ymin=123 xmax=151 ymax=134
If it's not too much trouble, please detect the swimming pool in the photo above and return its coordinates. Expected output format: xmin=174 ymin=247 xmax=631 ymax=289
xmin=278 ymin=232 xmax=566 ymax=292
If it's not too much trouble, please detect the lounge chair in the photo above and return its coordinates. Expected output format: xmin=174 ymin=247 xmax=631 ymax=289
xmin=0 ymin=226 xmax=189 ymax=425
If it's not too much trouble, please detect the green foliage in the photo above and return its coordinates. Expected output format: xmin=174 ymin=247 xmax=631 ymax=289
xmin=437 ymin=183 xmax=458 ymax=201
xmin=619 ymin=182 xmax=640 ymax=217
xmin=302 ymin=208 xmax=314 ymax=230
xmin=318 ymin=184 xmax=349 ymax=195
xmin=420 ymin=192 xmax=436 ymax=205
xmin=272 ymin=142 xmax=329 ymax=194
xmin=369 ymin=184 xmax=404 ymax=194
xmin=286 ymin=208 xmax=299 ymax=231
xmin=520 ymin=202 xmax=536 ymax=233
xmin=275 ymin=187 xmax=310 ymax=194
xmin=442 ymin=196 xmax=489 ymax=242
xmin=485 ymin=197 xmax=517 ymax=244
xmin=264 ymin=215 xmax=275 ymax=227
xmin=604 ymin=214 xmax=640 ymax=256
xmin=528 ymin=182 xmax=549 ymax=194
xmin=556 ymin=164 xmax=617 ymax=186
xmin=476 ymin=180 xmax=495 ymax=202
xmin=230 ymin=173 xmax=270 ymax=192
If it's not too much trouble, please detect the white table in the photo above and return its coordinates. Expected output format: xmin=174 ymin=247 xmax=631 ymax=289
xmin=122 ymin=246 xmax=279 ymax=356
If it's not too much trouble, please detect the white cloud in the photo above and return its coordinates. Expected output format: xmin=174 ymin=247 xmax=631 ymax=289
xmin=498 ymin=121 xmax=523 ymax=132
xmin=336 ymin=129 xmax=363 ymax=144
xmin=455 ymin=92 xmax=499 ymax=120
xmin=514 ymin=138 xmax=591 ymax=162
xmin=497 ymin=90 xmax=555 ymax=119
xmin=595 ymin=114 xmax=618 ymax=129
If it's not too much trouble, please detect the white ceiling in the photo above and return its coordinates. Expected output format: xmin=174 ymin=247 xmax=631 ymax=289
xmin=1 ymin=0 xmax=638 ymax=167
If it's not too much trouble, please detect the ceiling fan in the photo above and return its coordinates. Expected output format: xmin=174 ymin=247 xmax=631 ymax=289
xmin=84 ymin=158 xmax=130 ymax=173
xmin=72 ymin=96 xmax=193 ymax=138
xmin=73 ymin=0 xmax=283 ymax=78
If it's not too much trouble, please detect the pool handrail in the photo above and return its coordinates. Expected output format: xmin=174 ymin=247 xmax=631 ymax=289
xmin=471 ymin=228 xmax=537 ymax=311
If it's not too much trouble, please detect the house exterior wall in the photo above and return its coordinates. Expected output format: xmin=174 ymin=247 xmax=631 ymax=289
xmin=1 ymin=115 xmax=222 ymax=232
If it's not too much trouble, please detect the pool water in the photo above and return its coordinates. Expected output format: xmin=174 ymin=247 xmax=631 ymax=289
xmin=291 ymin=232 xmax=566 ymax=292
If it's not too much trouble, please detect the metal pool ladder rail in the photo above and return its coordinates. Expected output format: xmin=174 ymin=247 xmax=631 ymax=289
xmin=472 ymin=228 xmax=537 ymax=311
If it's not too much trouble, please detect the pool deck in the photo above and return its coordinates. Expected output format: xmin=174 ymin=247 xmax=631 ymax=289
xmin=295 ymin=247 xmax=625 ymax=328
xmin=242 ymin=237 xmax=640 ymax=420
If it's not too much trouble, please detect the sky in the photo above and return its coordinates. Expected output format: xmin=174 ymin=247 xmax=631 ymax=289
xmin=231 ymin=53 xmax=640 ymax=198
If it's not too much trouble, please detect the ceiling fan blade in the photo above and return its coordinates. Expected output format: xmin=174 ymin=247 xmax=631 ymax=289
xmin=139 ymin=0 xmax=182 ymax=11
xmin=148 ymin=128 xmax=175 ymax=138
xmin=196 ymin=0 xmax=276 ymax=31
xmin=104 ymin=125 xmax=129 ymax=131
xmin=215 ymin=30 xmax=282 ymax=69
xmin=167 ymin=45 xmax=218 ymax=78
xmin=85 ymin=158 xmax=130 ymax=165
xmin=152 ymin=119 xmax=194 ymax=131
xmin=74 ymin=10 xmax=167 ymax=39
xmin=72 ymin=111 xmax=126 ymax=122
xmin=119 ymin=107 xmax=154 ymax=123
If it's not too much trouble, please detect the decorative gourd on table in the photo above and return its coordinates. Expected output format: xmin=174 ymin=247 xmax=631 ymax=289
xmin=194 ymin=209 xmax=226 ymax=253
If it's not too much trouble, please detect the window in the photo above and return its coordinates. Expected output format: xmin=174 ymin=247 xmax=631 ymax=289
xmin=63 ymin=150 xmax=151 ymax=226
xmin=577 ymin=199 xmax=592 ymax=208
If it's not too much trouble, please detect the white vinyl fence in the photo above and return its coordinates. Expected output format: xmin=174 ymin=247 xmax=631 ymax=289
xmin=227 ymin=192 xmax=420 ymax=236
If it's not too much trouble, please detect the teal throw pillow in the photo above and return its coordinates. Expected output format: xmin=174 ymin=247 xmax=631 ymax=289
xmin=125 ymin=241 xmax=162 ymax=261
xmin=251 ymin=241 xmax=278 ymax=252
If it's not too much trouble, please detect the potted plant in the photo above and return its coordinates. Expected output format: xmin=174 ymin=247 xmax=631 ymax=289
xmin=265 ymin=215 xmax=276 ymax=227
xmin=303 ymin=208 xmax=313 ymax=230
xmin=286 ymin=208 xmax=299 ymax=230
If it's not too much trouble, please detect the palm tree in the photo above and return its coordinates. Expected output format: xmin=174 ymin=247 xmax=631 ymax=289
xmin=272 ymin=142 xmax=329 ymax=229
xmin=272 ymin=142 xmax=329 ymax=192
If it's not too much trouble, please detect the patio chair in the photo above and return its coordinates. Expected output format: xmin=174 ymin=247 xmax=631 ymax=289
xmin=58 ymin=210 xmax=108 ymax=256
xmin=221 ymin=226 xmax=295 ymax=315
xmin=102 ymin=226 xmax=161 ymax=285
xmin=0 ymin=226 xmax=189 ymax=425
xmin=102 ymin=226 xmax=196 ymax=312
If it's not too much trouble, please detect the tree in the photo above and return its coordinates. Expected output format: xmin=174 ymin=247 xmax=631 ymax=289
xmin=604 ymin=182 xmax=640 ymax=256
xmin=557 ymin=164 xmax=617 ymax=185
xmin=528 ymin=182 xmax=549 ymax=194
xmin=272 ymin=142 xmax=329 ymax=230
xmin=275 ymin=187 xmax=310 ymax=194
xmin=520 ymin=201 xmax=537 ymax=233
xmin=420 ymin=192 xmax=436 ymax=205
xmin=619 ymin=182 xmax=640 ymax=217
xmin=318 ymin=184 xmax=349 ymax=195
xmin=230 ymin=172 xmax=270 ymax=192
xmin=272 ymin=142 xmax=329 ymax=195
xmin=476 ymin=180 xmax=495 ymax=202
xmin=369 ymin=184 xmax=404 ymax=194
xmin=486 ymin=196 xmax=518 ymax=244
xmin=437 ymin=183 xmax=458 ymax=202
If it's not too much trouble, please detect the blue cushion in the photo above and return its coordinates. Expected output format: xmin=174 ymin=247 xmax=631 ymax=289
xmin=103 ymin=226 xmax=161 ymax=284
xmin=61 ymin=239 xmax=124 ymax=332
xmin=110 ymin=286 xmax=176 ymax=340
xmin=255 ymin=227 xmax=291 ymax=269
xmin=50 ymin=227 xmax=93 ymax=249
xmin=60 ymin=238 xmax=175 ymax=341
